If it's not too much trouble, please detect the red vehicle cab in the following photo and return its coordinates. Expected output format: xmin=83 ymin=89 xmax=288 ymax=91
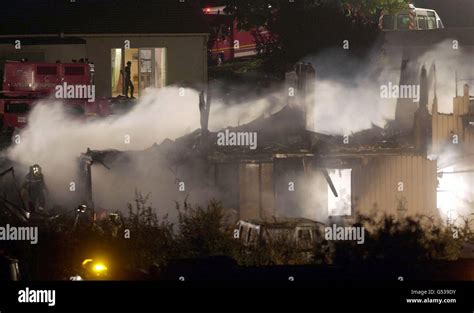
xmin=0 ymin=61 xmax=107 ymax=131
xmin=203 ymin=6 xmax=270 ymax=65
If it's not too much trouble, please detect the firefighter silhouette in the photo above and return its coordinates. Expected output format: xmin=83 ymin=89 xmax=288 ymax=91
xmin=123 ymin=61 xmax=135 ymax=99
xmin=21 ymin=164 xmax=48 ymax=213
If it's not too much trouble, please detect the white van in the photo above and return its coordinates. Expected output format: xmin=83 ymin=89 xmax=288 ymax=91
xmin=235 ymin=218 xmax=326 ymax=251
xmin=380 ymin=4 xmax=444 ymax=30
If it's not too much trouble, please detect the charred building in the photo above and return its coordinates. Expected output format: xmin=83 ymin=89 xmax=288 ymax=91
xmin=76 ymin=62 xmax=473 ymax=228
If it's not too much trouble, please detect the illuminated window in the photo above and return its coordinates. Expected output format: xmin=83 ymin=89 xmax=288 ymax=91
xmin=328 ymin=169 xmax=352 ymax=217
xmin=110 ymin=48 xmax=166 ymax=97
xmin=111 ymin=48 xmax=122 ymax=97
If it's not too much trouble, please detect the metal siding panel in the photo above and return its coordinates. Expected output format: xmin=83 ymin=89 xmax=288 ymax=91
xmin=453 ymin=97 xmax=458 ymax=116
xmin=239 ymin=163 xmax=261 ymax=220
xmin=402 ymin=155 xmax=409 ymax=213
xmin=440 ymin=116 xmax=445 ymax=144
xmin=353 ymin=168 xmax=364 ymax=213
xmin=451 ymin=116 xmax=457 ymax=138
xmin=374 ymin=159 xmax=380 ymax=211
xmin=459 ymin=117 xmax=465 ymax=140
xmin=376 ymin=160 xmax=382 ymax=212
xmin=381 ymin=158 xmax=387 ymax=212
xmin=353 ymin=166 xmax=360 ymax=214
xmin=389 ymin=156 xmax=397 ymax=214
xmin=382 ymin=157 xmax=390 ymax=213
xmin=437 ymin=115 xmax=443 ymax=147
xmin=380 ymin=157 xmax=391 ymax=212
xmin=362 ymin=163 xmax=367 ymax=212
xmin=429 ymin=159 xmax=435 ymax=215
xmin=407 ymin=155 xmax=413 ymax=213
xmin=426 ymin=160 xmax=433 ymax=216
xmin=412 ymin=156 xmax=418 ymax=213
xmin=444 ymin=116 xmax=450 ymax=143
xmin=370 ymin=160 xmax=377 ymax=211
xmin=361 ymin=164 xmax=369 ymax=214
xmin=448 ymin=116 xmax=453 ymax=137
xmin=445 ymin=116 xmax=450 ymax=143
xmin=260 ymin=163 xmax=274 ymax=219
xmin=431 ymin=160 xmax=438 ymax=216
xmin=396 ymin=156 xmax=403 ymax=214
xmin=453 ymin=116 xmax=458 ymax=140
xmin=416 ymin=156 xmax=424 ymax=214
xmin=426 ymin=160 xmax=431 ymax=216
xmin=421 ymin=157 xmax=427 ymax=214
xmin=362 ymin=163 xmax=368 ymax=213
xmin=463 ymin=96 xmax=469 ymax=114
xmin=412 ymin=156 xmax=419 ymax=214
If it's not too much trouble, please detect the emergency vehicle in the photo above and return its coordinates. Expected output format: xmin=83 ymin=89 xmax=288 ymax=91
xmin=203 ymin=6 xmax=270 ymax=64
xmin=379 ymin=4 xmax=444 ymax=30
xmin=0 ymin=60 xmax=110 ymax=132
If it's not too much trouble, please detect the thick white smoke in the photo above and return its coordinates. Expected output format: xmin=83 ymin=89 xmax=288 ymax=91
xmin=419 ymin=40 xmax=474 ymax=113
xmin=5 ymin=41 xmax=472 ymax=219
xmin=302 ymin=48 xmax=401 ymax=135
xmin=5 ymin=86 xmax=285 ymax=213
xmin=302 ymin=41 xmax=474 ymax=135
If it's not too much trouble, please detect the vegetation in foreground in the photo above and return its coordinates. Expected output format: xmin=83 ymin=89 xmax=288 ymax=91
xmin=0 ymin=192 xmax=471 ymax=280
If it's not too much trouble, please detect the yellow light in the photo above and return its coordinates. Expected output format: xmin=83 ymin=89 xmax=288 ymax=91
xmin=82 ymin=259 xmax=93 ymax=267
xmin=81 ymin=258 xmax=109 ymax=276
xmin=93 ymin=263 xmax=108 ymax=273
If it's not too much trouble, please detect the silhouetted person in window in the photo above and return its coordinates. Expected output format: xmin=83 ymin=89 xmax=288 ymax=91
xmin=124 ymin=61 xmax=135 ymax=99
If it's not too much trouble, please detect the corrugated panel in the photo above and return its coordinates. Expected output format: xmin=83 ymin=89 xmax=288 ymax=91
xmin=433 ymin=115 xmax=457 ymax=148
xmin=380 ymin=158 xmax=386 ymax=211
xmin=369 ymin=159 xmax=377 ymax=210
xmin=430 ymin=160 xmax=438 ymax=216
xmin=353 ymin=155 xmax=437 ymax=217
xmin=463 ymin=96 xmax=470 ymax=114
xmin=400 ymin=155 xmax=408 ymax=212
xmin=239 ymin=164 xmax=260 ymax=220
xmin=408 ymin=155 xmax=415 ymax=213
xmin=260 ymin=163 xmax=274 ymax=219
xmin=432 ymin=111 xmax=438 ymax=151
xmin=454 ymin=97 xmax=459 ymax=116
xmin=388 ymin=156 xmax=397 ymax=215
xmin=374 ymin=159 xmax=380 ymax=211
xmin=414 ymin=156 xmax=421 ymax=214
xmin=441 ymin=115 xmax=448 ymax=142
xmin=465 ymin=128 xmax=474 ymax=151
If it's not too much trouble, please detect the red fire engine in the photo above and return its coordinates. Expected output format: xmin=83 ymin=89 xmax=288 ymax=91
xmin=0 ymin=60 xmax=110 ymax=132
xmin=203 ymin=6 xmax=270 ymax=64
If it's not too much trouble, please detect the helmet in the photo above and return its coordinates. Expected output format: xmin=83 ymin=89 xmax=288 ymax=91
xmin=31 ymin=164 xmax=42 ymax=175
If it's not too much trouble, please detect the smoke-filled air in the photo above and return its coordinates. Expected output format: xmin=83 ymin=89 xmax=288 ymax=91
xmin=5 ymin=41 xmax=473 ymax=220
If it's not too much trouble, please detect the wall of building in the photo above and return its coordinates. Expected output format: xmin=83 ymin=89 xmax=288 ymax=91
xmin=236 ymin=158 xmax=330 ymax=222
xmin=221 ymin=154 xmax=439 ymax=222
xmin=238 ymin=162 xmax=274 ymax=220
xmin=432 ymin=94 xmax=474 ymax=153
xmin=352 ymin=155 xmax=438 ymax=218
xmin=210 ymin=163 xmax=240 ymax=210
xmin=84 ymin=35 xmax=208 ymax=97
xmin=0 ymin=34 xmax=208 ymax=97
